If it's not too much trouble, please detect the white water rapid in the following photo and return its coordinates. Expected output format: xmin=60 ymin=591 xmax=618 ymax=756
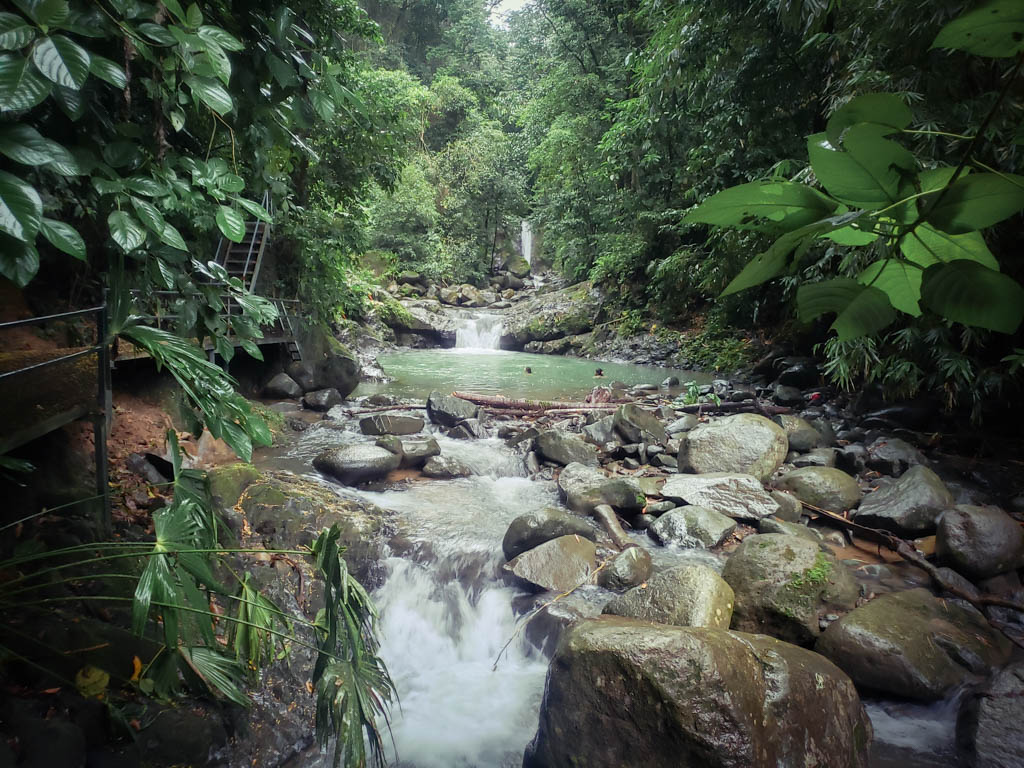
xmin=360 ymin=438 xmax=550 ymax=768
xmin=520 ymin=220 xmax=533 ymax=267
xmin=454 ymin=313 xmax=504 ymax=351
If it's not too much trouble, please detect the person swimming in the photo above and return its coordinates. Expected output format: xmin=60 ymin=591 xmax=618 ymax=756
xmin=594 ymin=368 xmax=604 ymax=377
xmin=524 ymin=366 xmax=532 ymax=374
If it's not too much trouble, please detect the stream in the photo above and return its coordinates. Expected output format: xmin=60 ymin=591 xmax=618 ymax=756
xmin=260 ymin=318 xmax=963 ymax=767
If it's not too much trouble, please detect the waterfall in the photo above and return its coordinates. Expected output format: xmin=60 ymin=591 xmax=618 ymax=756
xmin=455 ymin=313 xmax=504 ymax=350
xmin=520 ymin=219 xmax=533 ymax=266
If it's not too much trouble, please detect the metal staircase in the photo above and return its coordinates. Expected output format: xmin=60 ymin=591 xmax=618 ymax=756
xmin=215 ymin=191 xmax=272 ymax=294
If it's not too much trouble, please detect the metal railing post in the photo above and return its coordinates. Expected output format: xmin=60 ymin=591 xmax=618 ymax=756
xmin=95 ymin=301 xmax=112 ymax=537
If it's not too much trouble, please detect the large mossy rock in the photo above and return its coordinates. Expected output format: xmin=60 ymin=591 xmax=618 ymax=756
xmin=524 ymin=618 xmax=872 ymax=768
xmin=775 ymin=467 xmax=862 ymax=513
xmin=501 ymin=281 xmax=603 ymax=348
xmin=207 ymin=466 xmax=392 ymax=582
xmin=852 ymin=465 xmax=953 ymax=536
xmin=535 ymin=429 xmax=599 ymax=467
xmin=649 ymin=506 xmax=736 ymax=549
xmin=264 ymin=372 xmax=302 ymax=399
xmin=558 ymin=462 xmax=645 ymax=514
xmin=936 ymin=504 xmax=1024 ymax=579
xmin=313 ymin=444 xmax=401 ymax=486
xmin=660 ymin=472 xmax=780 ymax=521
xmin=603 ymin=565 xmax=734 ymax=628
xmin=359 ymin=414 xmax=425 ymax=436
xmin=678 ymin=413 xmax=788 ymax=482
xmin=722 ymin=533 xmax=858 ymax=645
xmin=816 ymin=588 xmax=1012 ymax=701
xmin=503 ymin=534 xmax=597 ymax=592
xmin=502 ymin=508 xmax=597 ymax=561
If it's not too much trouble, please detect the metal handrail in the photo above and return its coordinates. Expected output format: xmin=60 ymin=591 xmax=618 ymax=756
xmin=0 ymin=303 xmax=112 ymax=534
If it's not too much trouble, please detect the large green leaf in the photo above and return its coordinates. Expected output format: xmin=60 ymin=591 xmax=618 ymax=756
xmin=932 ymin=0 xmax=1024 ymax=58
xmin=107 ymin=210 xmax=146 ymax=251
xmin=720 ymin=213 xmax=864 ymax=296
xmin=925 ymin=173 xmax=1024 ymax=234
xmin=808 ymin=127 xmax=914 ymax=209
xmin=186 ymin=75 xmax=232 ymax=114
xmin=826 ymin=225 xmax=878 ymax=245
xmin=199 ymin=43 xmax=231 ymax=86
xmin=0 ymin=123 xmax=54 ymax=164
xmin=0 ymin=12 xmax=37 ymax=50
xmin=921 ymin=260 xmax=1024 ymax=333
xmin=12 ymin=0 xmax=68 ymax=26
xmin=88 ymin=54 xmax=127 ymax=89
xmin=40 ymin=216 xmax=85 ymax=259
xmin=216 ymin=205 xmax=244 ymax=242
xmin=32 ymin=34 xmax=90 ymax=89
xmin=160 ymin=221 xmax=188 ymax=251
xmin=197 ymin=25 xmax=244 ymax=52
xmin=797 ymin=278 xmax=897 ymax=340
xmin=0 ymin=234 xmax=39 ymax=286
xmin=0 ymin=169 xmax=41 ymax=241
xmin=900 ymin=224 xmax=999 ymax=270
xmin=131 ymin=196 xmax=165 ymax=234
xmin=826 ymin=93 xmax=913 ymax=146
xmin=309 ymin=88 xmax=336 ymax=122
xmin=234 ymin=196 xmax=271 ymax=222
xmin=858 ymin=259 xmax=923 ymax=316
xmin=0 ymin=52 xmax=51 ymax=110
xmin=685 ymin=181 xmax=838 ymax=233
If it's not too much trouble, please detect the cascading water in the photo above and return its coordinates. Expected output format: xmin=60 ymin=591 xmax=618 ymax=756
xmin=520 ymin=220 xmax=533 ymax=267
xmin=358 ymin=438 xmax=551 ymax=768
xmin=455 ymin=313 xmax=504 ymax=350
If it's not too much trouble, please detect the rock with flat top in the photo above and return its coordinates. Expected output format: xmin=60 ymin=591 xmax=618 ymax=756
xmin=503 ymin=535 xmax=597 ymax=592
xmin=660 ymin=472 xmax=780 ymax=521
xmin=679 ymin=413 xmax=788 ymax=482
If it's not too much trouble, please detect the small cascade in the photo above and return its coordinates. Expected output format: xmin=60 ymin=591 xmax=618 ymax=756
xmin=455 ymin=313 xmax=504 ymax=350
xmin=520 ymin=219 xmax=533 ymax=266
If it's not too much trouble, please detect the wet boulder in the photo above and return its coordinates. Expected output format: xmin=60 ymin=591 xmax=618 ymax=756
xmin=722 ymin=533 xmax=859 ymax=645
xmin=613 ymin=403 xmax=667 ymax=444
xmin=524 ymin=618 xmax=872 ymax=768
xmin=597 ymin=547 xmax=653 ymax=591
xmin=425 ymin=391 xmax=479 ymax=427
xmin=503 ymin=534 xmax=597 ymax=592
xmin=284 ymin=361 xmax=317 ymax=392
xmin=264 ymin=372 xmax=302 ymax=399
xmin=678 ymin=413 xmax=788 ymax=482
xmin=660 ymin=472 xmax=780 ymax=521
xmin=775 ymin=467 xmax=862 ymax=513
xmin=852 ymin=465 xmax=953 ymax=536
xmin=581 ymin=415 xmax=617 ymax=446
xmin=816 ymin=588 xmax=1012 ymax=701
xmin=957 ymin=660 xmax=1024 ymax=768
xmin=758 ymin=517 xmax=822 ymax=544
xmin=649 ymin=506 xmax=736 ymax=549
xmin=397 ymin=438 xmax=440 ymax=468
xmin=774 ymin=414 xmax=822 ymax=452
xmin=535 ymin=430 xmax=599 ymax=467
xmin=777 ymin=360 xmax=819 ymax=388
xmin=302 ymin=388 xmax=343 ymax=411
xmin=502 ymin=508 xmax=597 ymax=561
xmin=865 ymin=436 xmax=926 ymax=477
xmin=770 ymin=489 xmax=803 ymax=522
xmin=666 ymin=414 xmax=699 ymax=434
xmin=313 ymin=444 xmax=401 ymax=486
xmin=421 ymin=455 xmax=472 ymax=479
xmin=359 ymin=414 xmax=425 ymax=436
xmin=313 ymin=341 xmax=360 ymax=398
xmin=936 ymin=504 xmax=1024 ymax=579
xmin=557 ymin=462 xmax=645 ymax=514
xmin=603 ymin=564 xmax=734 ymax=629
xmin=523 ymin=588 xmax=609 ymax=657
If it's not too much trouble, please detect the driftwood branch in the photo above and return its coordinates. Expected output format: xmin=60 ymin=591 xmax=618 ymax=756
xmin=341 ymin=405 xmax=428 ymax=415
xmin=452 ymin=391 xmax=618 ymax=411
xmin=799 ymin=501 xmax=1024 ymax=622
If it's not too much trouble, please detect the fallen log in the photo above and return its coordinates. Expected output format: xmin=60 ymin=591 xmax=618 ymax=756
xmin=339 ymin=405 xmax=428 ymax=416
xmin=676 ymin=400 xmax=793 ymax=415
xmin=453 ymin=391 xmax=617 ymax=411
